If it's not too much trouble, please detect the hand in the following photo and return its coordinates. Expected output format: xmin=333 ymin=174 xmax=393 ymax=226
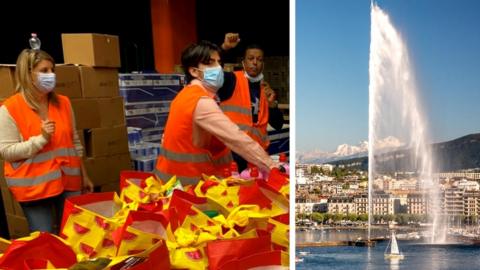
xmin=41 ymin=119 xmax=56 ymax=141
xmin=222 ymin=33 xmax=240 ymax=50
xmin=262 ymin=82 xmax=278 ymax=108
xmin=82 ymin=175 xmax=94 ymax=193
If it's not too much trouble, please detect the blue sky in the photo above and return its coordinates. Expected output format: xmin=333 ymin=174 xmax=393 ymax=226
xmin=296 ymin=0 xmax=480 ymax=152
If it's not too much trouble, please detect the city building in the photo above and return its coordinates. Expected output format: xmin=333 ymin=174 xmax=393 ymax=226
xmin=328 ymin=196 xmax=355 ymax=215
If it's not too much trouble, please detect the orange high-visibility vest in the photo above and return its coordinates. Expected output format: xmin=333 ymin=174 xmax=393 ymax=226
xmin=220 ymin=71 xmax=269 ymax=149
xmin=154 ymin=84 xmax=232 ymax=185
xmin=3 ymin=93 xmax=81 ymax=202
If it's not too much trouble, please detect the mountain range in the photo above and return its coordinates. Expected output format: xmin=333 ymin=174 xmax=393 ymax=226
xmin=298 ymin=133 xmax=480 ymax=172
xmin=297 ymin=136 xmax=403 ymax=164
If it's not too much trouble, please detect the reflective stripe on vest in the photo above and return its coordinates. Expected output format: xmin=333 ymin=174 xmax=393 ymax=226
xmin=11 ymin=147 xmax=79 ymax=169
xmin=159 ymin=147 xmax=232 ymax=166
xmin=6 ymin=170 xmax=62 ymax=187
xmin=61 ymin=166 xmax=82 ymax=176
xmin=220 ymin=104 xmax=251 ymax=116
xmin=237 ymin=123 xmax=269 ymax=143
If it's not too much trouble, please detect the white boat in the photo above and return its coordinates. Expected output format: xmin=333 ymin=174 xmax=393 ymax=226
xmin=299 ymin=251 xmax=310 ymax=256
xmin=384 ymin=231 xmax=405 ymax=260
xmin=295 ymin=257 xmax=304 ymax=263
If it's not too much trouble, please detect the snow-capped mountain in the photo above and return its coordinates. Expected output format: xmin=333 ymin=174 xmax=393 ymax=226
xmin=297 ymin=136 xmax=404 ymax=164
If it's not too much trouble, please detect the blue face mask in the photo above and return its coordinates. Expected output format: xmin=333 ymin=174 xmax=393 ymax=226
xmin=36 ymin=73 xmax=56 ymax=93
xmin=199 ymin=66 xmax=224 ymax=91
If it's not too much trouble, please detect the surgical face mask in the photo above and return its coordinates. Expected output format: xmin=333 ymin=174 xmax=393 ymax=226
xmin=242 ymin=62 xmax=264 ymax=83
xmin=35 ymin=73 xmax=56 ymax=93
xmin=199 ymin=66 xmax=224 ymax=91
xmin=245 ymin=71 xmax=264 ymax=83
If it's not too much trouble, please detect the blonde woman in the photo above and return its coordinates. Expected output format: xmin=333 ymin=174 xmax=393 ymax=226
xmin=0 ymin=49 xmax=93 ymax=233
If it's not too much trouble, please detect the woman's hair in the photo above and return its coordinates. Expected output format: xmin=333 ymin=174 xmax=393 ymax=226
xmin=181 ymin=40 xmax=221 ymax=83
xmin=15 ymin=49 xmax=58 ymax=110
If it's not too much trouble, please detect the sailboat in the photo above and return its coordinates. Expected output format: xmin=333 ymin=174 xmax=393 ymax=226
xmin=384 ymin=231 xmax=405 ymax=260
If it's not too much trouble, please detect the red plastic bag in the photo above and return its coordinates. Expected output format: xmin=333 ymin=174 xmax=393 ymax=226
xmin=108 ymin=240 xmax=170 ymax=270
xmin=218 ymin=250 xmax=282 ymax=270
xmin=266 ymin=167 xmax=289 ymax=191
xmin=0 ymin=232 xmax=77 ymax=270
xmin=206 ymin=234 xmax=273 ymax=270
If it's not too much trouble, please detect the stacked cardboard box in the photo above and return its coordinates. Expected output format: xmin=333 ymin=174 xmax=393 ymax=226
xmin=0 ymin=161 xmax=29 ymax=238
xmin=262 ymin=56 xmax=289 ymax=156
xmin=62 ymin=33 xmax=132 ymax=193
xmin=119 ymin=73 xmax=184 ymax=172
xmin=263 ymin=56 xmax=289 ymax=105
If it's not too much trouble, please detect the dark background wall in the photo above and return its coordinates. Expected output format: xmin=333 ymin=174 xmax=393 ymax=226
xmin=0 ymin=0 xmax=288 ymax=72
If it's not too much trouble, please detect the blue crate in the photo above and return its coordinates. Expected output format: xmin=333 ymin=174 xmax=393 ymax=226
xmin=126 ymin=113 xmax=168 ymax=130
xmin=267 ymin=128 xmax=289 ymax=155
xmin=133 ymin=155 xmax=158 ymax=172
xmin=119 ymin=73 xmax=184 ymax=102
xmin=141 ymin=127 xmax=163 ymax=143
xmin=124 ymin=100 xmax=171 ymax=116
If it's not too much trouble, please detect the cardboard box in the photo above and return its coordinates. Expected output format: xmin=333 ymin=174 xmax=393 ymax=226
xmin=62 ymin=33 xmax=121 ymax=68
xmin=77 ymin=129 xmax=85 ymax=149
xmin=0 ymin=65 xmax=16 ymax=98
xmin=84 ymin=153 xmax=132 ymax=186
xmin=55 ymin=64 xmax=82 ymax=98
xmin=72 ymin=97 xmax=125 ymax=129
xmin=118 ymin=73 xmax=184 ymax=102
xmin=6 ymin=213 xmax=29 ymax=239
xmin=71 ymin=98 xmax=101 ymax=130
xmin=99 ymin=182 xmax=120 ymax=193
xmin=0 ymin=165 xmax=15 ymax=215
xmin=79 ymin=67 xmax=119 ymax=98
xmin=85 ymin=125 xmax=129 ymax=157
xmin=96 ymin=97 xmax=126 ymax=127
xmin=0 ymin=165 xmax=25 ymax=218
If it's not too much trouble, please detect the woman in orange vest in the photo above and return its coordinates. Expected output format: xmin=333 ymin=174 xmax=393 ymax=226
xmin=155 ymin=41 xmax=280 ymax=185
xmin=0 ymin=49 xmax=93 ymax=233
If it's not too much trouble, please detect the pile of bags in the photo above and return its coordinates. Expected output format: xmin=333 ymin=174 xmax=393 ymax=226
xmin=0 ymin=169 xmax=289 ymax=270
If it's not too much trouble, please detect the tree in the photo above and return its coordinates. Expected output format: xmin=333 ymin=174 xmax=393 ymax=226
xmin=395 ymin=214 xmax=408 ymax=225
xmin=346 ymin=213 xmax=358 ymax=221
xmin=312 ymin=212 xmax=326 ymax=224
xmin=358 ymin=214 xmax=369 ymax=222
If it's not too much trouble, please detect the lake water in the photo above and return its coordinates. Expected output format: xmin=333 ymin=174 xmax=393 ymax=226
xmin=296 ymin=230 xmax=480 ymax=270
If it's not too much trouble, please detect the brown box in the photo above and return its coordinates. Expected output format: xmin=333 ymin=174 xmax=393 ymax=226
xmin=55 ymin=64 xmax=82 ymax=98
xmin=71 ymin=98 xmax=101 ymax=130
xmin=84 ymin=153 xmax=132 ymax=186
xmin=0 ymin=163 xmax=25 ymax=217
xmin=79 ymin=67 xmax=119 ymax=98
xmin=96 ymin=97 xmax=126 ymax=127
xmin=77 ymin=129 xmax=85 ymax=149
xmin=85 ymin=125 xmax=129 ymax=157
xmin=0 ymin=65 xmax=16 ymax=99
xmin=62 ymin=33 xmax=121 ymax=68
xmin=6 ymin=213 xmax=29 ymax=238
xmin=1 ymin=186 xmax=14 ymax=215
xmin=99 ymin=182 xmax=120 ymax=193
